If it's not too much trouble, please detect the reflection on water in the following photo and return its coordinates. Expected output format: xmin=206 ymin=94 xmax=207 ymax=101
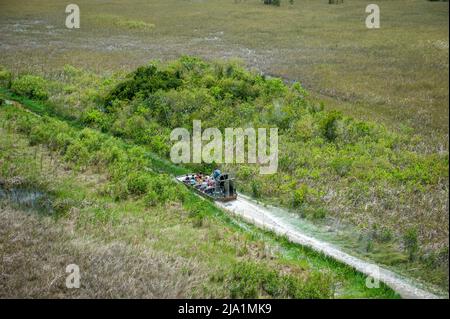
xmin=246 ymin=197 xmax=401 ymax=262
xmin=254 ymin=199 xmax=352 ymax=246
xmin=0 ymin=186 xmax=53 ymax=214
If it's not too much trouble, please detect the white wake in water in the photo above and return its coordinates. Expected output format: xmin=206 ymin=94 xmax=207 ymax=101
xmin=216 ymin=193 xmax=443 ymax=299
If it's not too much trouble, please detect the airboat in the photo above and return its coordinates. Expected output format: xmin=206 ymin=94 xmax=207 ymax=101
xmin=176 ymin=173 xmax=237 ymax=202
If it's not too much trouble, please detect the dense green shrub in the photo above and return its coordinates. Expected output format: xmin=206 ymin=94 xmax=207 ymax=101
xmin=292 ymin=184 xmax=308 ymax=207
xmin=81 ymin=108 xmax=112 ymax=131
xmin=105 ymin=64 xmax=182 ymax=106
xmin=320 ymin=110 xmax=342 ymax=142
xmin=96 ymin=139 xmax=125 ymax=166
xmin=53 ymin=132 xmax=74 ymax=154
xmin=126 ymin=171 xmax=154 ymax=195
xmin=65 ymin=141 xmax=90 ymax=167
xmin=11 ymin=75 xmax=49 ymax=100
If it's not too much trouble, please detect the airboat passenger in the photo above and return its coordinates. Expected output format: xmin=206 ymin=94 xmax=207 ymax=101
xmin=200 ymin=181 xmax=208 ymax=191
xmin=183 ymin=174 xmax=190 ymax=183
xmin=213 ymin=169 xmax=221 ymax=180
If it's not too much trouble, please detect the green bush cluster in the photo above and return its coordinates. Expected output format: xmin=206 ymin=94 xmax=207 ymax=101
xmin=292 ymin=184 xmax=308 ymax=207
xmin=320 ymin=110 xmax=342 ymax=142
xmin=3 ymin=106 xmax=184 ymax=207
xmin=105 ymin=64 xmax=182 ymax=105
xmin=11 ymin=75 xmax=49 ymax=100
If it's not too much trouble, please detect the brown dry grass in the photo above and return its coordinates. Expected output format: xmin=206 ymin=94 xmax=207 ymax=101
xmin=0 ymin=205 xmax=206 ymax=298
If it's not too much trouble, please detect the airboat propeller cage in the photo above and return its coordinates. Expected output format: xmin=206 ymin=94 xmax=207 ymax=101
xmin=217 ymin=173 xmax=236 ymax=198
